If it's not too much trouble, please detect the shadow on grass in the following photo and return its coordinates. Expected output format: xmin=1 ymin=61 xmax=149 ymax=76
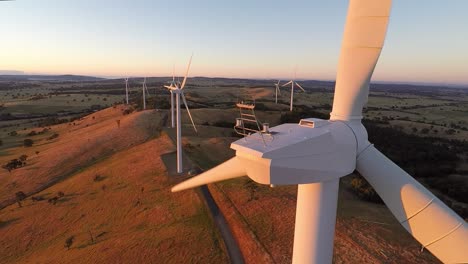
xmin=76 ymin=231 xmax=109 ymax=249
xmin=0 ymin=218 xmax=20 ymax=229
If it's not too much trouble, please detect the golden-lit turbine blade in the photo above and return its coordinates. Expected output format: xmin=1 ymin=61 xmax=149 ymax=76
xmin=357 ymin=145 xmax=468 ymax=263
xmin=282 ymin=80 xmax=292 ymax=87
xmin=181 ymin=54 xmax=193 ymax=89
xmin=171 ymin=157 xmax=246 ymax=192
xmin=331 ymin=0 xmax=392 ymax=120
xmin=295 ymin=82 xmax=306 ymax=92
xmin=276 ymin=85 xmax=281 ymax=95
xmin=181 ymin=92 xmax=197 ymax=133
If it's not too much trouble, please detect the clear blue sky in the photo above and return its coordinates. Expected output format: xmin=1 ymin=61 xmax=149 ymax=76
xmin=1 ymin=0 xmax=467 ymax=85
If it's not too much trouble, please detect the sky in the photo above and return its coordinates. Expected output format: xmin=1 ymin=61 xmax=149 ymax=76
xmin=0 ymin=0 xmax=467 ymax=85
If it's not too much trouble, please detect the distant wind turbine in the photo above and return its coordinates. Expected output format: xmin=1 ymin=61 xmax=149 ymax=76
xmin=165 ymin=65 xmax=178 ymax=128
xmin=142 ymin=77 xmax=149 ymax=109
xmin=124 ymin=77 xmax=129 ymax=104
xmin=274 ymin=80 xmax=281 ymax=104
xmin=164 ymin=55 xmax=197 ymax=173
xmin=282 ymin=67 xmax=305 ymax=111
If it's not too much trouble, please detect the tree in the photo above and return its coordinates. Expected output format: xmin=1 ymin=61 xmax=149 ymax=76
xmin=15 ymin=191 xmax=27 ymax=207
xmin=23 ymin=139 xmax=33 ymax=147
xmin=65 ymin=236 xmax=74 ymax=250
xmin=2 ymin=159 xmax=24 ymax=172
xmin=350 ymin=175 xmax=383 ymax=204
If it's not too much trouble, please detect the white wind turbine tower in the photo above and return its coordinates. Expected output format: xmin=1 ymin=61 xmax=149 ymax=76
xmin=124 ymin=77 xmax=129 ymax=104
xmin=171 ymin=1 xmax=468 ymax=263
xmin=142 ymin=77 xmax=150 ymax=109
xmin=282 ymin=67 xmax=305 ymax=111
xmin=165 ymin=65 xmax=178 ymax=128
xmin=274 ymin=80 xmax=281 ymax=104
xmin=164 ymin=55 xmax=198 ymax=174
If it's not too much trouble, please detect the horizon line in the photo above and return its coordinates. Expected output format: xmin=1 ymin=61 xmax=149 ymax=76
xmin=1 ymin=72 xmax=467 ymax=88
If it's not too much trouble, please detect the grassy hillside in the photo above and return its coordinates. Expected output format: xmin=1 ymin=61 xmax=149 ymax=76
xmin=0 ymin=107 xmax=227 ymax=263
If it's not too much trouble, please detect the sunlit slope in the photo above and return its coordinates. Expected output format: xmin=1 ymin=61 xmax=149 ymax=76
xmin=0 ymin=106 xmax=163 ymax=208
xmin=0 ymin=127 xmax=226 ymax=263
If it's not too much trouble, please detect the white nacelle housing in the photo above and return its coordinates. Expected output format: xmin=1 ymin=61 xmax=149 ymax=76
xmin=231 ymin=118 xmax=357 ymax=185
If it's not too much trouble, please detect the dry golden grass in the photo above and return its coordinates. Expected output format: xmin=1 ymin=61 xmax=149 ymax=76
xmin=0 ymin=116 xmax=227 ymax=263
xmin=0 ymin=106 xmax=162 ymax=208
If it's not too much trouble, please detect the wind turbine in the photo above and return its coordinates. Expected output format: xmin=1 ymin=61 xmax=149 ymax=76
xmin=142 ymin=77 xmax=147 ymax=109
xmin=164 ymin=55 xmax=198 ymax=174
xmin=274 ymin=80 xmax=281 ymax=104
xmin=141 ymin=77 xmax=151 ymax=109
xmin=171 ymin=1 xmax=467 ymax=263
xmin=165 ymin=65 xmax=178 ymax=128
xmin=282 ymin=67 xmax=305 ymax=111
xmin=124 ymin=77 xmax=129 ymax=104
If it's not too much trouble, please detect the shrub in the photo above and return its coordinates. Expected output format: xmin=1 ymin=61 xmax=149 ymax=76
xmin=48 ymin=133 xmax=59 ymax=140
xmin=2 ymin=158 xmax=25 ymax=172
xmin=15 ymin=191 xmax=27 ymax=207
xmin=23 ymin=139 xmax=34 ymax=147
xmin=349 ymin=174 xmax=383 ymax=204
xmin=122 ymin=107 xmax=134 ymax=115
xmin=93 ymin=174 xmax=105 ymax=182
xmin=19 ymin=154 xmax=28 ymax=161
xmin=65 ymin=236 xmax=74 ymax=250
xmin=31 ymin=196 xmax=45 ymax=202
xmin=48 ymin=197 xmax=59 ymax=205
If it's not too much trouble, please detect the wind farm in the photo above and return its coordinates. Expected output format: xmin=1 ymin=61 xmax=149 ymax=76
xmin=0 ymin=0 xmax=467 ymax=264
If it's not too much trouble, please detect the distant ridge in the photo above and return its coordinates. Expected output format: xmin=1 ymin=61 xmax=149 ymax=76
xmin=0 ymin=70 xmax=24 ymax=75
xmin=0 ymin=74 xmax=105 ymax=82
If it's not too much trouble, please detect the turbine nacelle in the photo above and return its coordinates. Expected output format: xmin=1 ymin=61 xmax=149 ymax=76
xmin=172 ymin=118 xmax=357 ymax=192
xmin=164 ymin=84 xmax=179 ymax=92
xmin=232 ymin=119 xmax=356 ymax=185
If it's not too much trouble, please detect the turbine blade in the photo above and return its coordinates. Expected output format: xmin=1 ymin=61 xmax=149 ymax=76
xmin=181 ymin=92 xmax=197 ymax=133
xmin=331 ymin=0 xmax=392 ymax=121
xmin=172 ymin=157 xmax=246 ymax=192
xmin=181 ymin=54 xmax=193 ymax=89
xmin=282 ymin=80 xmax=292 ymax=87
xmin=357 ymin=145 xmax=468 ymax=264
xmin=295 ymin=82 xmax=306 ymax=92
xmin=276 ymin=85 xmax=281 ymax=95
